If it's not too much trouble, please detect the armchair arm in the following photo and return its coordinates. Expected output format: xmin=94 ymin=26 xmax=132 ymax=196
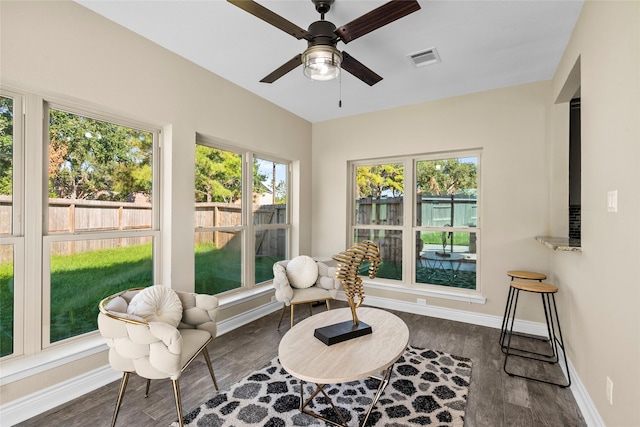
xmin=273 ymin=262 xmax=294 ymax=305
xmin=175 ymin=291 xmax=219 ymax=338
xmin=98 ymin=313 xmax=182 ymax=380
xmin=316 ymin=261 xmax=341 ymax=293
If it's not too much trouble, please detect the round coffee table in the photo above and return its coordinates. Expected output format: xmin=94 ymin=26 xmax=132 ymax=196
xmin=278 ymin=307 xmax=409 ymax=426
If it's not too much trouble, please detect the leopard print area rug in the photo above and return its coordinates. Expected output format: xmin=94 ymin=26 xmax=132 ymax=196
xmin=174 ymin=346 xmax=472 ymax=427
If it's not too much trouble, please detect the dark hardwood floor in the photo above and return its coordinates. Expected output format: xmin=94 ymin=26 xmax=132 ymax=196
xmin=17 ymin=301 xmax=586 ymax=426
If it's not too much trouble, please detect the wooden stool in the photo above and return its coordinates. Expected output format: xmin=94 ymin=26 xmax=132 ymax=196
xmin=507 ymin=270 xmax=547 ymax=281
xmin=500 ymin=271 xmax=547 ymax=348
xmin=501 ymin=280 xmax=571 ymax=387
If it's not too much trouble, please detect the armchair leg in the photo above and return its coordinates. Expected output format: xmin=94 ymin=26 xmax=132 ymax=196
xmin=326 ymin=299 xmax=331 ymax=311
xmin=277 ymin=305 xmax=287 ymax=330
xmin=308 ymin=303 xmax=313 ymax=317
xmin=202 ymin=346 xmax=219 ymax=391
xmin=144 ymin=379 xmax=151 ymax=397
xmin=110 ymin=372 xmax=130 ymax=427
xmin=290 ymin=304 xmax=295 ymax=329
xmin=172 ymin=379 xmax=184 ymax=427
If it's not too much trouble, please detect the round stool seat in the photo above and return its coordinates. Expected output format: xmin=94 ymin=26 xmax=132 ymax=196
xmin=511 ymin=280 xmax=558 ymax=294
xmin=507 ymin=270 xmax=546 ymax=281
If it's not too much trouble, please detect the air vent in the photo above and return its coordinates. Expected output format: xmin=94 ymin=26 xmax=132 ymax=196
xmin=408 ymin=47 xmax=441 ymax=67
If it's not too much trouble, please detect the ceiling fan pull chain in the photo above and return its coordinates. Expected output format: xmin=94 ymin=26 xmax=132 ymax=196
xmin=338 ymin=73 xmax=342 ymax=108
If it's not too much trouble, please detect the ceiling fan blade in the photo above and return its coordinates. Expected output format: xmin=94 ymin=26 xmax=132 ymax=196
xmin=341 ymin=51 xmax=382 ymax=86
xmin=260 ymin=54 xmax=303 ymax=83
xmin=335 ymin=0 xmax=421 ymax=44
xmin=228 ymin=0 xmax=311 ymax=40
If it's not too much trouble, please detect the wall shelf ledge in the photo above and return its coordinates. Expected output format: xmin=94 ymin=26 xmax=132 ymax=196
xmin=536 ymin=236 xmax=582 ymax=252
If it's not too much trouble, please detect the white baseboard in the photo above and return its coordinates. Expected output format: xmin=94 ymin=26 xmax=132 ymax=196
xmin=0 ymin=365 xmax=120 ymax=426
xmin=216 ymin=300 xmax=282 ymax=337
xmin=0 ymin=301 xmax=283 ymax=427
xmin=1 ymin=297 xmax=603 ymax=427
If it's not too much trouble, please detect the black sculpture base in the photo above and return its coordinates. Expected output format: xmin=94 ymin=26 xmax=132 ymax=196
xmin=314 ymin=320 xmax=372 ymax=346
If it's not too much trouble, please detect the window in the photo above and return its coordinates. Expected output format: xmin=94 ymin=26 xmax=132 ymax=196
xmin=195 ymin=139 xmax=289 ymax=295
xmin=0 ymin=93 xmax=24 ymax=358
xmin=353 ymin=162 xmax=405 ymax=281
xmin=43 ymin=104 xmax=159 ymax=345
xmin=350 ymin=152 xmax=480 ymax=291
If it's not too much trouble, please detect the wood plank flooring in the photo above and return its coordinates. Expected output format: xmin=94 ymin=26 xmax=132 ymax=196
xmin=16 ymin=301 xmax=586 ymax=426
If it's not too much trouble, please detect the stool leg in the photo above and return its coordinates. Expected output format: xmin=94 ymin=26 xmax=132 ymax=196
xmin=503 ymin=289 xmax=520 ymax=373
xmin=539 ymin=293 xmax=559 ymax=360
xmin=499 ymin=286 xmax=516 ymax=348
xmin=549 ymin=293 xmax=571 ymax=387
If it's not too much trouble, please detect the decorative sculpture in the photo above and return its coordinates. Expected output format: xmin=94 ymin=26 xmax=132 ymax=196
xmin=332 ymin=240 xmax=381 ymax=326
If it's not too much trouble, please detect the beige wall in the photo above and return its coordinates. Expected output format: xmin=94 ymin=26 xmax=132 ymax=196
xmin=0 ymin=1 xmax=311 ymax=403
xmin=549 ymin=1 xmax=640 ymax=425
xmin=2 ymin=1 xmax=639 ymax=425
xmin=312 ymin=1 xmax=640 ymax=425
xmin=312 ymin=81 xmax=553 ymax=319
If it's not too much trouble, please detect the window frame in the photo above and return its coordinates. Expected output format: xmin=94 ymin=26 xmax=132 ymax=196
xmin=41 ymin=101 xmax=161 ymax=348
xmin=195 ymin=136 xmax=291 ymax=296
xmin=0 ymin=90 xmax=25 ymax=359
xmin=348 ymin=149 xmax=481 ymax=294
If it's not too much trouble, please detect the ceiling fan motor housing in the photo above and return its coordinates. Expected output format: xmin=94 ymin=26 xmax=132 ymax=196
xmin=307 ymin=20 xmax=338 ymax=48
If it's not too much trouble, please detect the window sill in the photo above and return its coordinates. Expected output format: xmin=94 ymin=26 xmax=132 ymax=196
xmin=217 ymin=284 xmax=275 ymax=308
xmin=0 ymin=335 xmax=107 ymax=386
xmin=535 ymin=236 xmax=582 ymax=252
xmin=363 ymin=280 xmax=486 ymax=304
xmin=1 ymin=285 xmax=277 ymax=387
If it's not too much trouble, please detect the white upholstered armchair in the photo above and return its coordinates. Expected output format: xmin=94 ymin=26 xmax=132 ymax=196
xmin=98 ymin=286 xmax=220 ymax=427
xmin=273 ymin=256 xmax=341 ymax=329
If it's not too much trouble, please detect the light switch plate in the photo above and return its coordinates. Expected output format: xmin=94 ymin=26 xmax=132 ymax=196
xmin=607 ymin=190 xmax=618 ymax=213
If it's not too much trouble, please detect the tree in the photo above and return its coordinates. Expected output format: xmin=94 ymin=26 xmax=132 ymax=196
xmin=0 ymin=97 xmax=13 ymax=196
xmin=356 ymin=163 xmax=404 ymax=199
xmin=416 ymin=159 xmax=476 ymax=197
xmin=274 ymin=180 xmax=287 ymax=204
xmin=48 ymin=110 xmax=152 ymax=201
xmin=195 ymin=146 xmax=241 ymax=203
xmin=417 ymin=158 xmax=477 ymax=252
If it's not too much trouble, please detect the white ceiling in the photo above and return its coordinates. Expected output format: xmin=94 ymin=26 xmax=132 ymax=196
xmin=76 ymin=0 xmax=583 ymax=123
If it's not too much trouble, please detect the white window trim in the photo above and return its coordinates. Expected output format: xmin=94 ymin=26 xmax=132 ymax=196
xmin=348 ymin=149 xmax=483 ymax=297
xmin=0 ymin=90 xmax=25 ymax=360
xmin=195 ymin=136 xmax=292 ymax=294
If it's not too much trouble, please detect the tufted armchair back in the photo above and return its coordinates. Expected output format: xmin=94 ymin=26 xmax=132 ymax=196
xmin=272 ymin=256 xmax=341 ymax=329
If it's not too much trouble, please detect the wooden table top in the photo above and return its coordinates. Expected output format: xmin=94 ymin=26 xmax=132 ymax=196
xmin=278 ymin=307 xmax=409 ymax=384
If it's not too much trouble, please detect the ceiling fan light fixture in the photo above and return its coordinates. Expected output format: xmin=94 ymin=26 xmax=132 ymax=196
xmin=302 ymin=45 xmax=342 ymax=81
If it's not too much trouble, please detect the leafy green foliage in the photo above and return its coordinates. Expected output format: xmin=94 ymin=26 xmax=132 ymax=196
xmin=356 ymin=163 xmax=404 ymax=198
xmin=417 ymin=159 xmax=477 ymax=196
xmin=0 ymin=97 xmax=13 ymax=196
xmin=48 ymin=109 xmax=153 ymax=201
xmin=195 ymin=145 xmax=269 ymax=203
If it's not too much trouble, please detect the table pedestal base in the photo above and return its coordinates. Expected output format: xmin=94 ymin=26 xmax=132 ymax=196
xmin=299 ymin=364 xmax=394 ymax=427
xmin=314 ymin=320 xmax=372 ymax=346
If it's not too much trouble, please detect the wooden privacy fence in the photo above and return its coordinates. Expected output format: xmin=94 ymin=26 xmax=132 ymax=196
xmin=0 ymin=197 xmax=286 ymax=262
xmin=194 ymin=202 xmax=286 ymax=258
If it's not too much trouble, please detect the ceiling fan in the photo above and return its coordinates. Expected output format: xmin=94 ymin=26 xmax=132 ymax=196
xmin=228 ymin=0 xmax=421 ymax=86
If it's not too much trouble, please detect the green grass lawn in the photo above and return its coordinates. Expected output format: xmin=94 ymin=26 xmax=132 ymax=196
xmin=0 ymin=242 xmax=279 ymax=355
xmin=0 ymin=259 xmax=14 ymax=357
xmin=1 ymin=241 xmax=473 ymax=356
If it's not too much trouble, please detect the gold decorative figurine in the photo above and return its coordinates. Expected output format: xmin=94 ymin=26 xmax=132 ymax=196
xmin=332 ymin=240 xmax=381 ymax=326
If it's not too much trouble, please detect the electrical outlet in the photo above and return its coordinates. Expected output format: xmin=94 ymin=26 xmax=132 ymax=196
xmin=606 ymin=377 xmax=613 ymax=405
xmin=417 ymin=298 xmax=426 ymax=306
